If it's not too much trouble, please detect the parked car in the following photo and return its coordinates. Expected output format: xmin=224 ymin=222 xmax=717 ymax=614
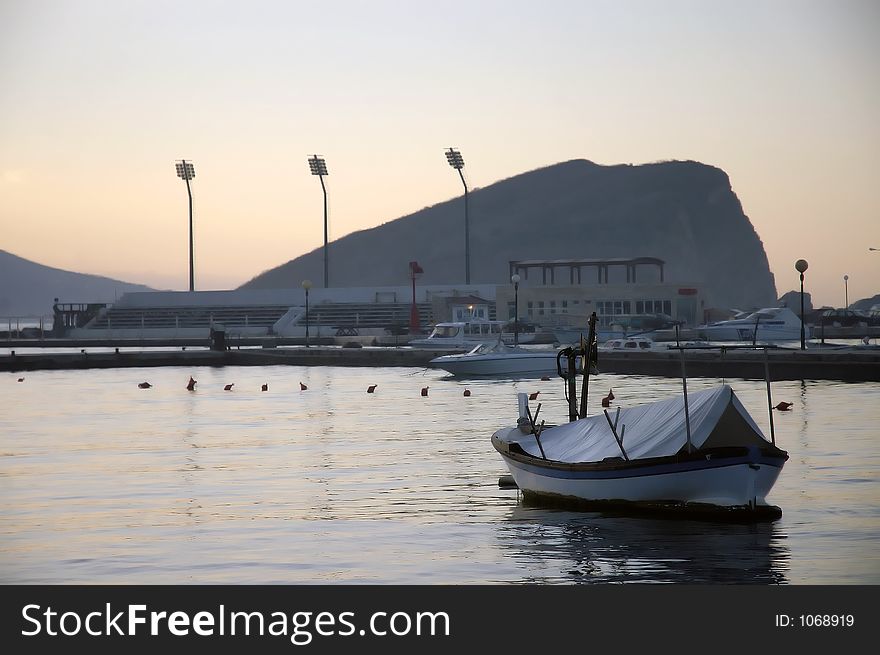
xmin=819 ymin=309 xmax=869 ymax=328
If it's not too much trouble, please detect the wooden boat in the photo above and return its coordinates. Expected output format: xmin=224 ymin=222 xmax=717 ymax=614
xmin=491 ymin=313 xmax=788 ymax=520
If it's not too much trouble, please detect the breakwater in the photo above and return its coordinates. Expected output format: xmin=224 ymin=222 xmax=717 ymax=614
xmin=2 ymin=345 xmax=878 ymax=381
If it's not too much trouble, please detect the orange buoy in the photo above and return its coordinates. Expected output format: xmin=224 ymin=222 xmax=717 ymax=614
xmin=774 ymin=401 xmax=793 ymax=411
xmin=601 ymin=396 xmax=611 ymax=408
xmin=367 ymin=385 xmax=377 ymax=393
xmin=528 ymin=391 xmax=540 ymax=401
xmin=138 ymin=382 xmax=152 ymax=389
xmin=540 ymin=376 xmax=551 ymax=382
xmin=421 ymin=386 xmax=429 ymax=397
xmin=463 ymin=389 xmax=471 ymax=397
xmin=17 ymin=377 xmax=25 ymax=382
xmin=261 ymin=383 xmax=268 ymax=391
xmin=607 ymin=388 xmax=615 ymax=401
xmin=300 ymin=382 xmax=308 ymax=391
xmin=186 ymin=377 xmax=197 ymax=391
xmin=224 ymin=383 xmax=234 ymax=391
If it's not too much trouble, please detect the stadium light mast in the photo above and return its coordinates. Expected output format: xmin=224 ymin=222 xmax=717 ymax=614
xmin=445 ymin=147 xmax=470 ymax=284
xmin=308 ymin=155 xmax=329 ymax=288
xmin=175 ymin=160 xmax=196 ymax=291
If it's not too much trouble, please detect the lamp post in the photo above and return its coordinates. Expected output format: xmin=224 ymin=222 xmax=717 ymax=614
xmin=175 ymin=160 xmax=196 ymax=291
xmin=445 ymin=148 xmax=470 ymax=284
xmin=795 ymin=259 xmax=809 ymax=350
xmin=844 ymin=275 xmax=849 ymax=308
xmin=301 ymin=279 xmax=312 ymax=347
xmin=308 ymin=155 xmax=329 ymax=288
xmin=409 ymin=261 xmax=423 ymax=334
xmin=511 ymin=273 xmax=521 ymax=346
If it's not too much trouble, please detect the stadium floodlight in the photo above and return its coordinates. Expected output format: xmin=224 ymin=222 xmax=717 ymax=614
xmin=175 ymin=160 xmax=196 ymax=291
xmin=445 ymin=148 xmax=470 ymax=284
xmin=308 ymin=155 xmax=329 ymax=288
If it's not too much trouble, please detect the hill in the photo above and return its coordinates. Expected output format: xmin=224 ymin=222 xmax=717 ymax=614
xmin=241 ymin=159 xmax=777 ymax=309
xmin=0 ymin=250 xmax=155 ymax=317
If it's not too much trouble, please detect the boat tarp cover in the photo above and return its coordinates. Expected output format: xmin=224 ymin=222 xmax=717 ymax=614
xmin=507 ymin=385 xmax=768 ymax=462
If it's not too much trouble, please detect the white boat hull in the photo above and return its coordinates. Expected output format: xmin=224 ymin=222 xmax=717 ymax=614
xmin=700 ymin=325 xmax=802 ymax=342
xmin=429 ymin=352 xmax=559 ymax=376
xmin=493 ymin=430 xmax=786 ymax=512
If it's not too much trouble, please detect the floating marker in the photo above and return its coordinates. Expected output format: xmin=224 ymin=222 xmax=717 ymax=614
xmin=367 ymin=385 xmax=377 ymax=393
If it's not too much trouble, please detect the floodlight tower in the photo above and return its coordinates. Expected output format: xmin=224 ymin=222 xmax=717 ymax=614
xmin=175 ymin=160 xmax=196 ymax=291
xmin=445 ymin=148 xmax=470 ymax=284
xmin=308 ymin=155 xmax=329 ymax=288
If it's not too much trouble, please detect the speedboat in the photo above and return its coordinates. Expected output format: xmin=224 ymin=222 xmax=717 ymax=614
xmin=699 ymin=307 xmax=804 ymax=342
xmin=428 ymin=341 xmax=558 ymax=377
xmin=409 ymin=319 xmax=534 ymax=349
xmin=491 ymin=312 xmax=788 ymax=519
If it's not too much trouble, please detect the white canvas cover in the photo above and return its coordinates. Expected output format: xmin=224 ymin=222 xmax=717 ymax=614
xmin=507 ymin=385 xmax=767 ymax=462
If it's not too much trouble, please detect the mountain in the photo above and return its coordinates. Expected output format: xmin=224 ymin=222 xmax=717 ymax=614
xmin=241 ymin=159 xmax=777 ymax=310
xmin=0 ymin=250 xmax=155 ymax=317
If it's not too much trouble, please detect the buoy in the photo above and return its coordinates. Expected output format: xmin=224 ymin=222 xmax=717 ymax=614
xmin=421 ymin=386 xmax=429 ymax=397
xmin=463 ymin=389 xmax=471 ymax=397
xmin=774 ymin=401 xmax=793 ymax=411
xmin=261 ymin=383 xmax=268 ymax=392
xmin=601 ymin=396 xmax=611 ymax=408
xmin=498 ymin=475 xmax=518 ymax=489
xmin=367 ymin=385 xmax=377 ymax=393
xmin=17 ymin=377 xmax=24 ymax=382
xmin=607 ymin=388 xmax=615 ymax=401
xmin=224 ymin=383 xmax=234 ymax=391
xmin=186 ymin=377 xmax=197 ymax=391
xmin=300 ymin=382 xmax=308 ymax=391
xmin=138 ymin=382 xmax=152 ymax=389
xmin=528 ymin=391 xmax=540 ymax=401
xmin=540 ymin=376 xmax=551 ymax=381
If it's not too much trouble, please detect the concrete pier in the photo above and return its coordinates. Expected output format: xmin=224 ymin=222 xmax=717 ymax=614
xmin=2 ymin=344 xmax=878 ymax=381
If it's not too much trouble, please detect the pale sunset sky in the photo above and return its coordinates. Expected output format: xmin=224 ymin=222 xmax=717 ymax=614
xmin=1 ymin=0 xmax=877 ymax=307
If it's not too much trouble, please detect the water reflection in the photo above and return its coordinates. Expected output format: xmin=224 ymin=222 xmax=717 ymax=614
xmin=496 ymin=505 xmax=790 ymax=584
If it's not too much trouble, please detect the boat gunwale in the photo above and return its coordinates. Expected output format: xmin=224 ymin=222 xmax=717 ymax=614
xmin=491 ymin=435 xmax=789 ymax=477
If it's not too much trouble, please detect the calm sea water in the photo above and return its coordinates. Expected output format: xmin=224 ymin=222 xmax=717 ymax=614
xmin=1 ymin=359 xmax=878 ymax=584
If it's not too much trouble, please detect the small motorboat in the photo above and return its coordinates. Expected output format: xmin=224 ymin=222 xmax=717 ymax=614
xmin=492 ymin=312 xmax=789 ymax=519
xmin=429 ymin=341 xmax=558 ymax=377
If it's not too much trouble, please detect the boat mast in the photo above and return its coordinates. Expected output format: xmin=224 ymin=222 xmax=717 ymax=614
xmin=578 ymin=312 xmax=597 ymax=420
xmin=676 ymin=325 xmax=694 ymax=453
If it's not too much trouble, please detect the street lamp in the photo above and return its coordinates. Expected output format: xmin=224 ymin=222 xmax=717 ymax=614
xmin=175 ymin=160 xmax=196 ymax=291
xmin=511 ymin=273 xmax=521 ymax=346
xmin=445 ymin=147 xmax=470 ymax=284
xmin=308 ymin=155 xmax=329 ymax=288
xmin=301 ymin=279 xmax=312 ymax=347
xmin=795 ymin=259 xmax=809 ymax=350
xmin=409 ymin=261 xmax=424 ymax=334
xmin=844 ymin=275 xmax=849 ymax=308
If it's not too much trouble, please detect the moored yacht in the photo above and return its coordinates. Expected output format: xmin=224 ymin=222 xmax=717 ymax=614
xmin=699 ymin=307 xmax=804 ymax=342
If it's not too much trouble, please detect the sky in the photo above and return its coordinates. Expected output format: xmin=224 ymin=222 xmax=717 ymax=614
xmin=1 ymin=0 xmax=878 ymax=308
